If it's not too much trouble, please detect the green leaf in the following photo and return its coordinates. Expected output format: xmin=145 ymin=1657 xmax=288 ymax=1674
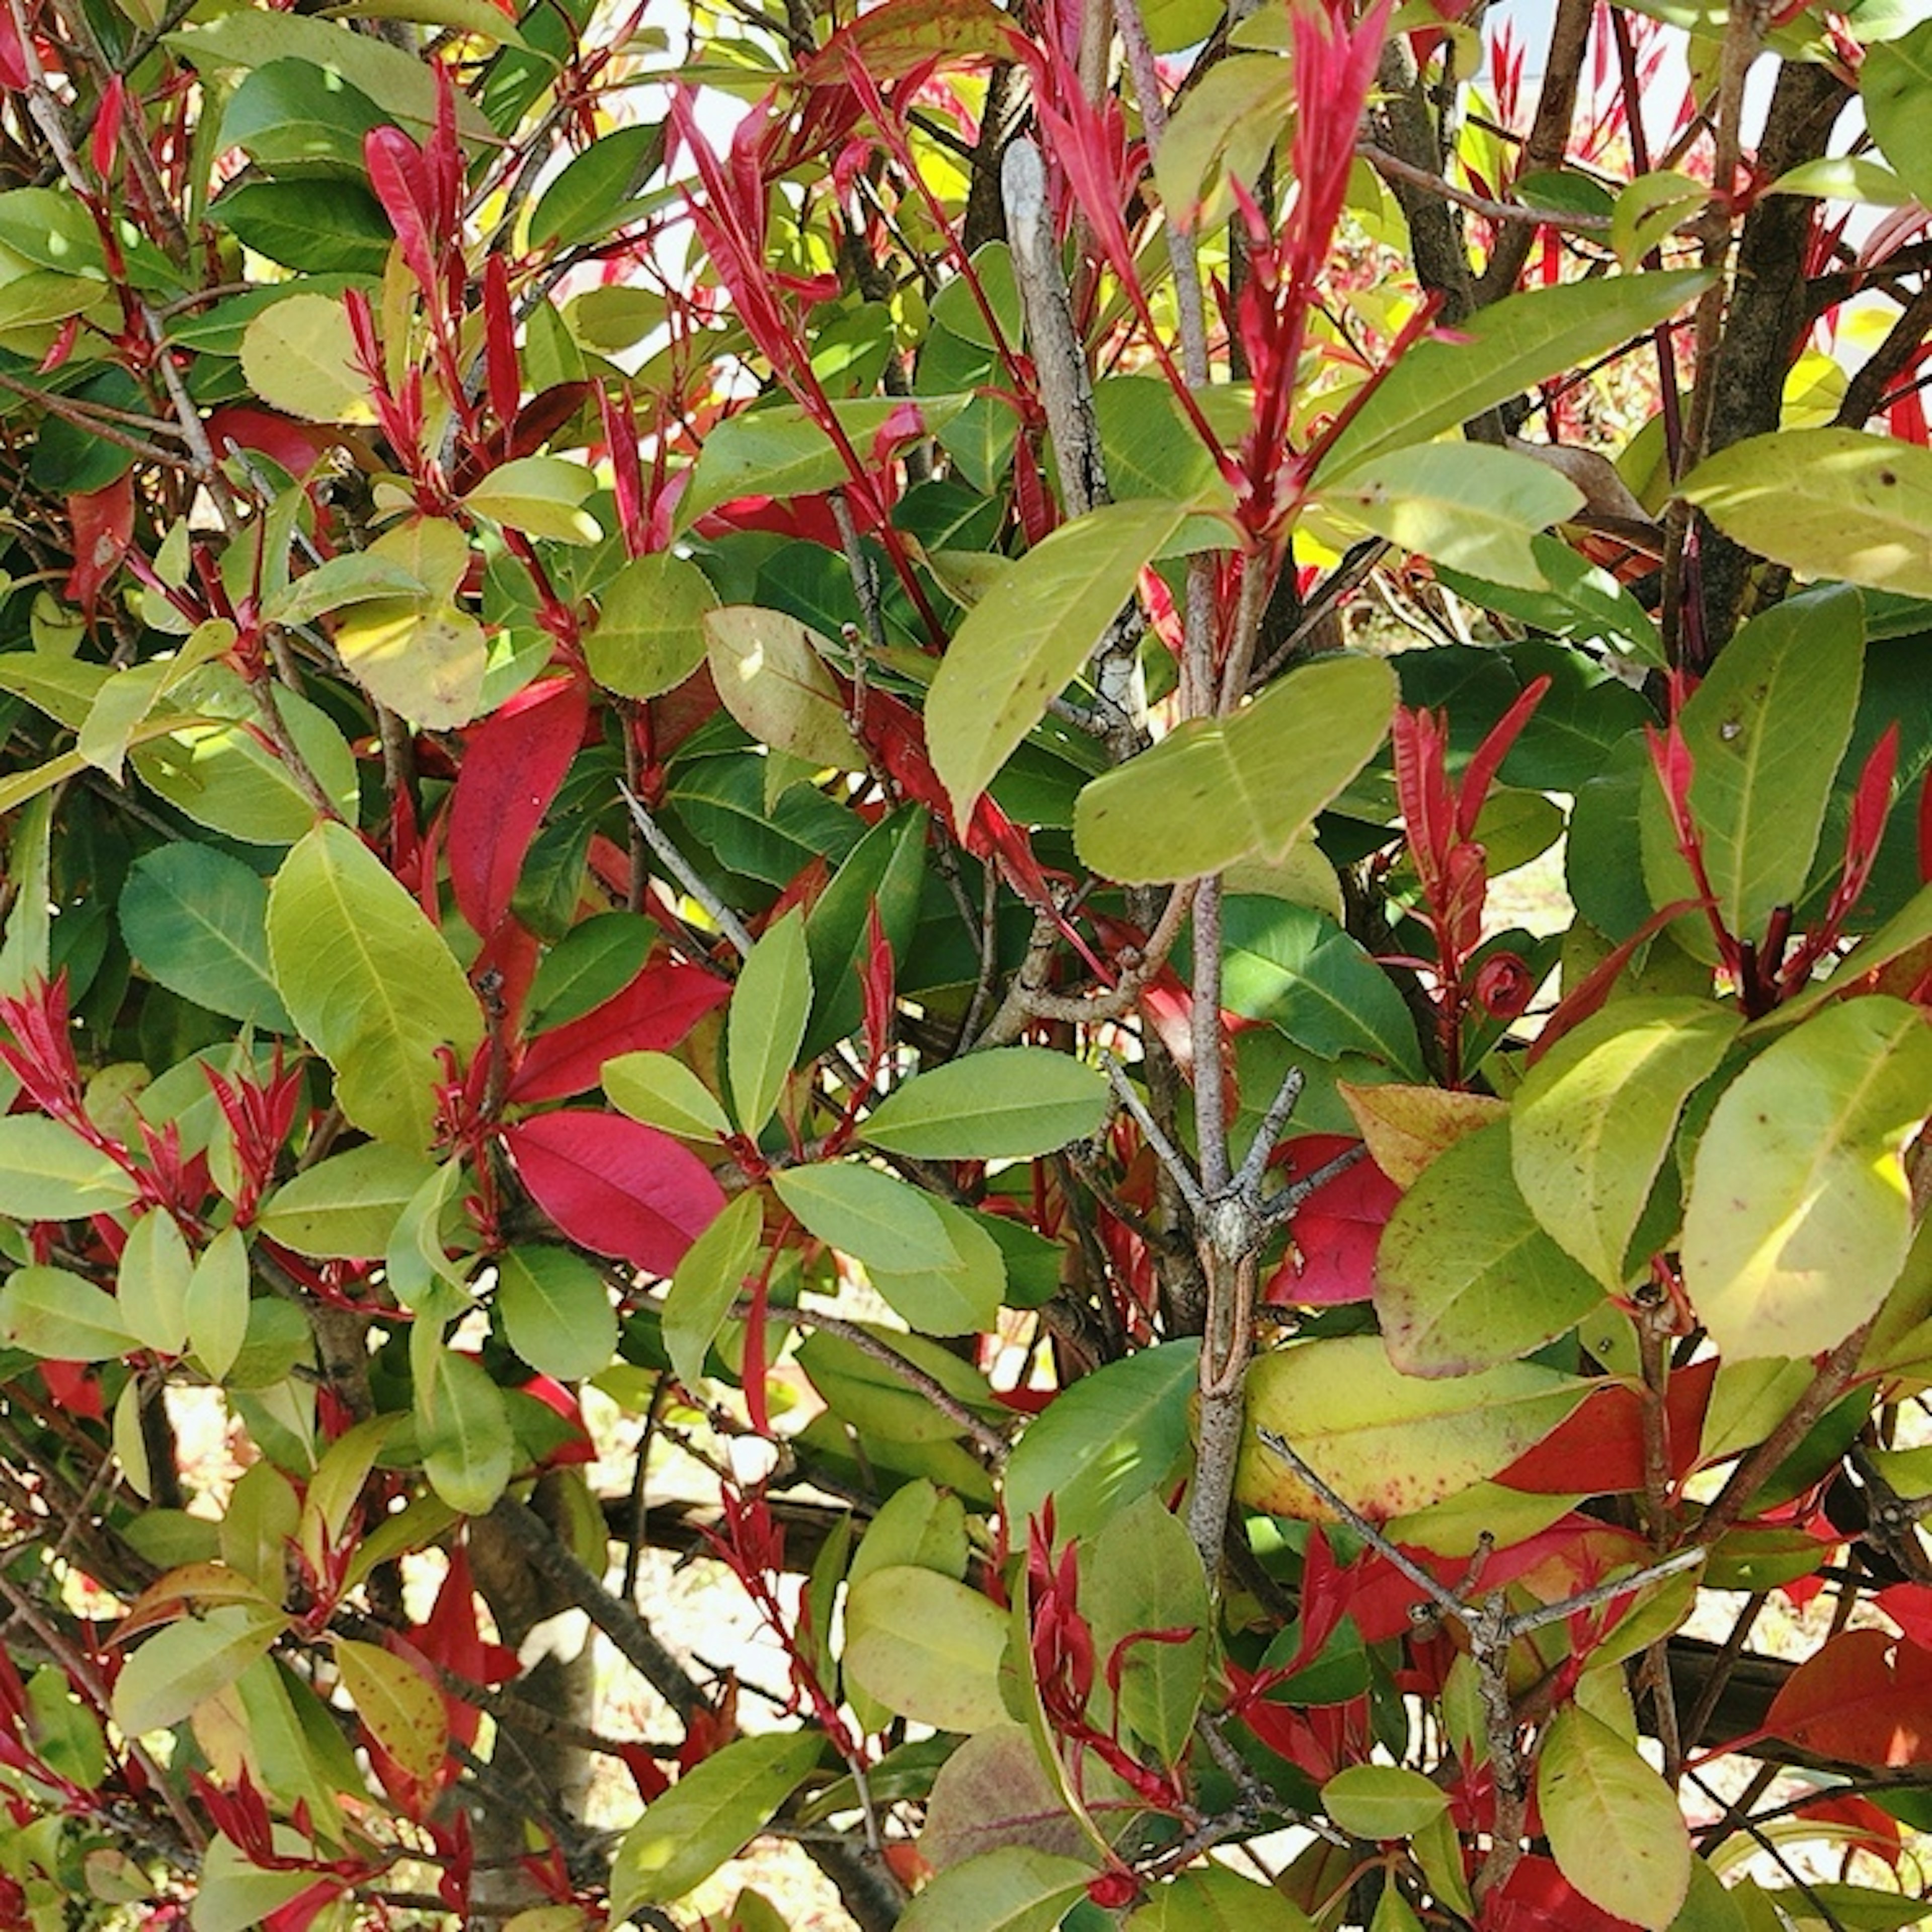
xmin=334 ymin=1638 xmax=445 ymax=1788
xmin=1863 ymin=19 xmax=1932 ymax=207
xmin=120 ymin=846 xmax=293 ymax=1031
xmin=134 ymin=669 xmax=361 ymax=844
xmin=166 ymin=10 xmax=488 ymax=137
xmin=844 ymin=1565 xmax=1012 ymax=1731
xmin=898 ymin=1848 xmax=1098 ymax=1932
xmin=1238 ymin=1336 xmax=1588 ymax=1521
xmin=609 ymin=1731 xmax=822 ymax=1915
xmin=120 ymin=1210 xmax=194 ymax=1354
xmin=0 ymin=1116 xmax=138 ymax=1220
xmin=1321 ymin=1765 xmax=1451 ymax=1840
xmin=679 ymin=395 xmax=971 ymax=528
xmin=869 ymin=1198 xmax=1007 ymax=1337
xmin=663 ymin=1190 xmax=764 ymax=1390
xmin=1642 ymin=586 xmax=1864 ymax=946
xmin=1219 ymin=898 xmax=1422 ymax=1075
xmin=1316 ymin=443 xmax=1583 ymax=590
xmin=1678 ymin=429 xmax=1932 ymax=600
xmin=530 ymin=913 xmax=655 ymax=1027
xmin=333 ymin=600 xmax=490 ymax=730
xmin=1319 ymin=270 xmax=1711 ymax=480
xmin=1538 ymin=1705 xmax=1691 ymax=1930
xmin=1082 ymin=1494 xmax=1209 ymax=1766
xmin=1512 ymin=997 xmax=1738 ymax=1287
xmin=1374 ymin=1121 xmax=1606 ymax=1375
xmin=930 ymin=499 xmax=1192 ymax=818
xmin=111 ymin=1604 xmax=286 ymax=1737
xmin=1074 ymin=654 xmax=1394 ymax=883
xmin=216 ymin=178 xmax=393 ymax=277
xmin=728 ymin=908 xmax=812 ymax=1137
xmin=606 ymin=1050 xmax=732 ymax=1140
xmin=1438 ymin=535 xmax=1664 ymax=667
xmin=192 ymin=1834 xmax=314 ymax=1932
xmin=1128 ymin=1867 xmax=1316 ymax=1930
xmin=463 ymin=456 xmax=602 ymax=544
xmin=1682 ymin=997 xmax=1932 ymax=1360
xmin=1611 ymin=170 xmax=1706 ymax=271
xmin=257 ymin=1144 xmax=441 ymax=1259
xmin=188 ymin=1227 xmax=252 ymax=1382
xmin=417 ymin=1347 xmax=513 ymax=1515
xmin=219 ymin=58 xmax=387 ymax=177
xmin=586 ymin=552 xmax=718 ymax=699
xmin=861 ymin=1048 xmax=1108 ymax=1160
xmin=704 ymin=607 xmax=864 ymax=770
xmin=530 ymin=122 xmax=666 ymax=247
xmin=1153 ymin=54 xmax=1294 ymax=230
xmin=772 ymin=1162 xmax=950 ymax=1273
xmin=267 ymin=822 xmax=482 ymax=1149
xmin=495 ymin=1245 xmax=616 ymax=1383
xmin=1004 ymin=1339 xmax=1200 ymax=1539
xmin=237 ymin=290 xmax=373 ymax=424
xmin=803 ymin=806 xmax=930 ymax=1056
xmin=0 ymin=1264 xmax=132 ymax=1361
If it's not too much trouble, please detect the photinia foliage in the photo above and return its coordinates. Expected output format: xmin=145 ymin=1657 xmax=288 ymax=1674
xmin=4 ymin=0 xmax=1932 ymax=1925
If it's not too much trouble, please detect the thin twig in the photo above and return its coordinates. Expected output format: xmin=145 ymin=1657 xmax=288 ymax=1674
xmin=617 ymin=782 xmax=756 ymax=957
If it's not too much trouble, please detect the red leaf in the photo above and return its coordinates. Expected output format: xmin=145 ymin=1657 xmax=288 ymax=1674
xmin=448 ymin=677 xmax=588 ymax=938
xmin=63 ymin=474 xmax=134 ymax=622
xmin=364 ymin=126 xmax=439 ymax=292
xmin=1789 ymin=1789 xmax=1901 ymax=1867
xmin=1766 ymin=1627 xmax=1932 ymax=1767
xmin=1484 ymin=1856 xmax=1643 ymax=1932
xmin=505 ymin=1111 xmax=725 ymax=1275
xmin=1456 ymin=673 xmax=1550 ymax=840
xmin=204 ymin=406 xmax=331 ymax=482
xmin=415 ymin=1547 xmax=519 ymax=1752
xmin=1877 ymin=1582 xmax=1932 ymax=1651
xmin=1495 ymin=1357 xmax=1716 ymax=1495
xmin=508 ymin=961 xmax=729 ymax=1103
xmin=481 ymin=253 xmax=520 ymax=440
xmin=1263 ymin=1136 xmax=1399 ymax=1307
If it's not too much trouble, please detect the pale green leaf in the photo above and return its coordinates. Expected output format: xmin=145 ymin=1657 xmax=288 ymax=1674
xmin=704 ymin=608 xmax=863 ymax=770
xmin=610 ymin=1732 xmax=822 ymax=1914
xmin=1083 ymin=1494 xmax=1209 ymax=1766
xmin=119 ymin=1210 xmax=194 ymax=1354
xmin=662 ymin=1190 xmax=763 ymax=1390
xmin=0 ymin=1116 xmax=138 ymax=1219
xmin=1320 ymin=271 xmax=1711 ymax=479
xmin=678 ymin=396 xmax=971 ymax=529
xmin=1074 ymin=654 xmax=1394 ymax=883
xmin=267 ymin=822 xmax=481 ymax=1148
xmin=1512 ymin=997 xmax=1738 ymax=1287
xmin=861 ymin=1048 xmax=1108 ymax=1159
xmin=1538 ymin=1705 xmax=1691 ymax=1930
xmin=898 ymin=1848 xmax=1097 ymax=1932
xmin=334 ymin=1637 xmax=445 ymax=1788
xmin=238 ymin=293 xmax=372 ymax=424
xmin=1322 ymin=1765 xmax=1450 ymax=1842
xmin=417 ymin=1347 xmax=514 ymax=1515
xmin=463 ymin=456 xmax=602 ymax=544
xmin=256 ymin=1144 xmax=441 ymax=1259
xmin=1682 ymin=997 xmax=1932 ymax=1359
xmin=586 ymin=552 xmax=717 ymax=698
xmin=1129 ymin=1867 xmax=1316 ymax=1930
xmin=188 ymin=1227 xmax=252 ymax=1382
xmin=0 ymin=1264 xmax=132 ymax=1361
xmin=495 ymin=1245 xmax=616 ymax=1383
xmin=335 ymin=599 xmax=490 ymax=730
xmin=930 ymin=499 xmax=1193 ymax=819
xmin=1238 ymin=1337 xmax=1588 ymax=1521
xmin=1316 ymin=443 xmax=1582 ymax=589
xmin=605 ymin=1050 xmax=732 ymax=1140
xmin=112 ymin=1604 xmax=285 ymax=1737
xmin=728 ymin=907 xmax=812 ymax=1137
xmin=1154 ymin=54 xmax=1293 ymax=230
xmin=1376 ymin=1122 xmax=1605 ymax=1375
xmin=868 ymin=1198 xmax=1006 ymax=1337
xmin=771 ymin=1162 xmax=950 ymax=1273
xmin=1678 ymin=429 xmax=1932 ymax=599
xmin=1640 ymin=586 xmax=1864 ymax=947
xmin=844 ymin=1566 xmax=1012 ymax=1732
xmin=262 ymin=553 xmax=429 ymax=627
xmin=1864 ymin=20 xmax=1932 ymax=208
xmin=1004 ymin=1338 xmax=1200 ymax=1539
xmin=191 ymin=1833 xmax=314 ymax=1932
